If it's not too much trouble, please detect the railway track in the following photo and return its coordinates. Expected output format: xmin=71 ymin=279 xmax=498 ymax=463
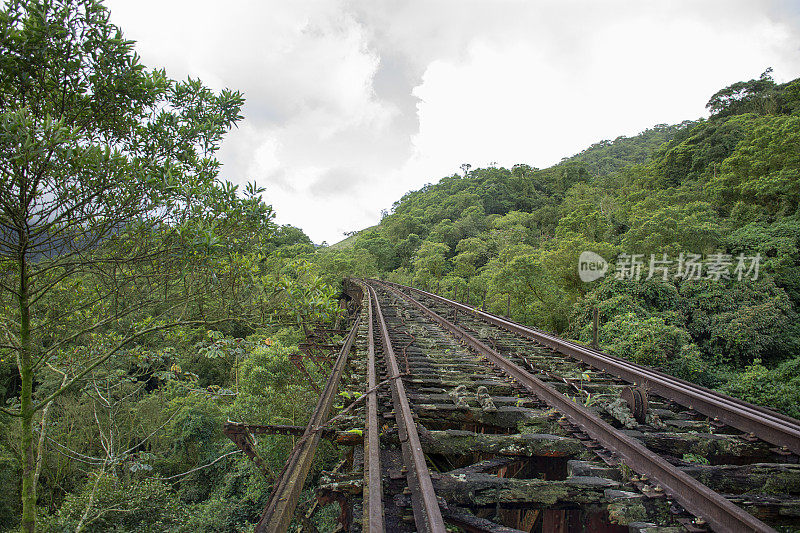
xmin=384 ymin=282 xmax=800 ymax=457
xmin=250 ymin=279 xmax=800 ymax=532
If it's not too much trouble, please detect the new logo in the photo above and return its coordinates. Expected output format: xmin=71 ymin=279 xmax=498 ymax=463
xmin=578 ymin=251 xmax=608 ymax=282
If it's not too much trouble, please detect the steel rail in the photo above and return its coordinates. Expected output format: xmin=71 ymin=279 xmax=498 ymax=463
xmin=367 ymin=284 xmax=447 ymax=533
xmin=363 ymin=290 xmax=385 ymax=532
xmin=406 ymin=280 xmax=800 ymax=431
xmin=385 ymin=281 xmax=800 ymax=456
xmin=256 ymin=313 xmax=361 ymax=533
xmin=376 ymin=280 xmax=776 ymax=533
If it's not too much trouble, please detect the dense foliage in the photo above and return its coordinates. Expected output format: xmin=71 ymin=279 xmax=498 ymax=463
xmin=0 ymin=1 xmax=342 ymax=531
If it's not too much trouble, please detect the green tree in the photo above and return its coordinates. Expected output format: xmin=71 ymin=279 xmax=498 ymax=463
xmin=705 ymin=68 xmax=778 ymax=117
xmin=382 ymin=213 xmax=426 ymax=242
xmin=726 ymin=217 xmax=800 ymax=305
xmin=680 ymin=278 xmax=798 ymax=367
xmin=427 ymin=218 xmax=460 ymax=249
xmin=353 ymin=232 xmax=400 ymax=271
xmin=452 ymin=237 xmax=488 ymax=278
xmin=0 ymin=1 xmax=244 ymax=530
xmin=269 ymin=259 xmax=341 ymax=334
xmin=413 ymin=241 xmax=450 ymax=283
xmin=44 ymin=475 xmax=188 ymax=532
xmin=707 ymin=114 xmax=800 ymax=223
xmin=485 ymin=245 xmax=570 ymax=330
xmin=621 ymin=201 xmax=724 ymax=257
xmin=312 ymin=248 xmax=378 ymax=284
xmin=555 ymin=183 xmax=618 ymax=242
xmin=489 ymin=210 xmax=541 ymax=248
xmin=395 ymin=233 xmax=421 ymax=268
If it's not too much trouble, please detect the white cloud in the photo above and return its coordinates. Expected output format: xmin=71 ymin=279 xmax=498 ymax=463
xmin=105 ymin=0 xmax=800 ymax=243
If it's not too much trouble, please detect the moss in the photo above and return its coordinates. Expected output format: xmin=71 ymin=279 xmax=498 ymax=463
xmin=607 ymin=501 xmax=647 ymax=524
xmin=423 ymin=429 xmax=584 ymax=458
xmin=763 ymin=470 xmax=800 ymax=496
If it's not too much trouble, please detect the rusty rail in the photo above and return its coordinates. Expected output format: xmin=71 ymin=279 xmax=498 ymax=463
xmin=363 ymin=287 xmax=385 ymax=531
xmin=254 ymin=312 xmax=361 ymax=533
xmin=376 ymin=280 xmax=776 ymax=533
xmin=385 ymin=281 xmax=800 ymax=456
xmin=366 ymin=283 xmax=447 ymax=533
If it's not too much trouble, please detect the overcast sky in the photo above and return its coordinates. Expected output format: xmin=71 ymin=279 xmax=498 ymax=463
xmin=106 ymin=0 xmax=800 ymax=244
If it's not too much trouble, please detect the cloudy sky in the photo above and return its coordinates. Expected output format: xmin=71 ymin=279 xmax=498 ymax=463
xmin=106 ymin=0 xmax=800 ymax=244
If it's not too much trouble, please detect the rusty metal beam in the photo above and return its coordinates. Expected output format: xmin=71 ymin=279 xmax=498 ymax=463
xmin=289 ymin=354 xmax=321 ymax=393
xmin=223 ymin=422 xmax=275 ymax=479
xmin=362 ymin=289 xmax=384 ymax=532
xmin=367 ymin=283 xmax=447 ymax=533
xmin=256 ymin=313 xmax=361 ymax=533
xmin=226 ymin=422 xmax=327 ymax=438
xmin=444 ymin=507 xmax=528 ymax=533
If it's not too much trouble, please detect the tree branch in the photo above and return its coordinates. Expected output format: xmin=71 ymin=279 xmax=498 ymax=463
xmin=158 ymin=449 xmax=241 ymax=481
xmin=32 ymin=317 xmax=235 ymax=413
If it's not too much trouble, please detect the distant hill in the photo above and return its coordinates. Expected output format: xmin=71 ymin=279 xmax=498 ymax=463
xmin=326 ymin=225 xmax=378 ymax=250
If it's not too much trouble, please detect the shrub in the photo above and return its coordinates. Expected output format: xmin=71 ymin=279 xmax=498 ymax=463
xmin=722 ymin=357 xmax=800 ymax=419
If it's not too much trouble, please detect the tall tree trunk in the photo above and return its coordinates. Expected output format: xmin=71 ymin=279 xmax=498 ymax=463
xmin=20 ymin=386 xmax=34 ymax=533
xmin=19 ymin=254 xmax=36 ymax=533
